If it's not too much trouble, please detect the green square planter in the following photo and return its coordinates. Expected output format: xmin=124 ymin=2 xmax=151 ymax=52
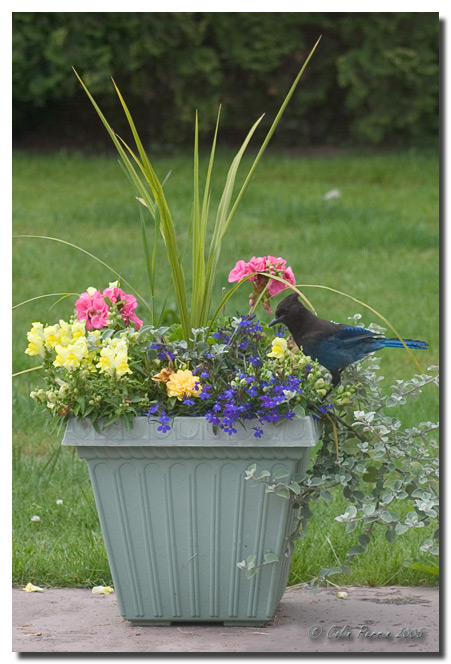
xmin=63 ymin=415 xmax=322 ymax=626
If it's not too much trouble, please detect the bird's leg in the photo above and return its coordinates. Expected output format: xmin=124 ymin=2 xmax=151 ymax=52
xmin=331 ymin=370 xmax=341 ymax=386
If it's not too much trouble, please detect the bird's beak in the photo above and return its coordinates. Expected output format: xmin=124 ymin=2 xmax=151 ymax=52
xmin=268 ymin=317 xmax=280 ymax=328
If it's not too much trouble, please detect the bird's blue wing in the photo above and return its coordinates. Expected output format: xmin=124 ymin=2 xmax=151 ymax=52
xmin=334 ymin=326 xmax=383 ymax=345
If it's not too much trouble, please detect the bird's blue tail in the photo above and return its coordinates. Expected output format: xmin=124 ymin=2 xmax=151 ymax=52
xmin=383 ymin=338 xmax=429 ymax=350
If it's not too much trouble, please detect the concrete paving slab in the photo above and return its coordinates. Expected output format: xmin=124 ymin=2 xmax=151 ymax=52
xmin=12 ymin=585 xmax=440 ymax=654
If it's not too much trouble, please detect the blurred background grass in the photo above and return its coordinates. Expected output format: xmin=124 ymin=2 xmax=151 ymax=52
xmin=12 ymin=147 xmax=438 ymax=587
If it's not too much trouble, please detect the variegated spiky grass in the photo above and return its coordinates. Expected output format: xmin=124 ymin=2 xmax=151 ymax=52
xmin=73 ymin=37 xmax=322 ymax=339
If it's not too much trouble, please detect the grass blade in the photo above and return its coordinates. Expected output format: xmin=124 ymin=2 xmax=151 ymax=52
xmin=13 ymin=293 xmax=80 ymax=310
xmin=191 ymin=111 xmax=204 ymax=328
xmin=224 ymin=36 xmax=322 ymax=229
xmin=112 ymin=79 xmax=190 ymax=339
xmin=138 ymin=204 xmax=154 ymax=325
xmin=12 ymin=365 xmax=44 ymax=377
xmin=13 ymin=234 xmax=152 ymax=317
xmin=201 ymin=114 xmax=264 ymax=323
xmin=201 ymin=37 xmax=321 ymax=324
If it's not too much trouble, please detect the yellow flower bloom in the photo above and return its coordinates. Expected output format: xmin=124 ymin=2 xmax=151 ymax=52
xmin=97 ymin=339 xmax=132 ymax=377
xmin=55 ymin=320 xmax=72 ymax=346
xmin=25 ymin=323 xmax=45 ymax=357
xmin=22 ymin=583 xmax=44 ymax=593
xmin=92 ymin=585 xmax=114 ymax=595
xmin=42 ymin=323 xmax=61 ymax=349
xmin=54 ymin=338 xmax=88 ymax=370
xmin=267 ymin=337 xmax=288 ymax=359
xmin=70 ymin=320 xmax=86 ymax=340
xmin=166 ymin=369 xmax=202 ymax=400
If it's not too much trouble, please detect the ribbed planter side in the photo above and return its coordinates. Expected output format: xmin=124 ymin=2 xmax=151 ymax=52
xmin=63 ymin=416 xmax=322 ymax=626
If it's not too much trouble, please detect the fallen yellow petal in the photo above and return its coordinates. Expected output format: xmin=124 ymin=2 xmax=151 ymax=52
xmin=337 ymin=591 xmax=348 ymax=599
xmin=92 ymin=585 xmax=114 ymax=595
xmin=22 ymin=583 xmax=44 ymax=593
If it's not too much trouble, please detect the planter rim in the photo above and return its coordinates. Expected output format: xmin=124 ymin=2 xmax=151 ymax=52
xmin=62 ymin=415 xmax=322 ymax=448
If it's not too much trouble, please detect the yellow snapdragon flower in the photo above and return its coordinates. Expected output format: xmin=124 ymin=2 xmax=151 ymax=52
xmin=166 ymin=369 xmax=202 ymax=400
xmin=55 ymin=320 xmax=72 ymax=347
xmin=70 ymin=320 xmax=86 ymax=340
xmin=97 ymin=338 xmax=132 ymax=377
xmin=55 ymin=319 xmax=86 ymax=347
xmin=267 ymin=337 xmax=288 ymax=359
xmin=53 ymin=337 xmax=89 ymax=370
xmin=25 ymin=323 xmax=45 ymax=357
xmin=42 ymin=324 xmax=61 ymax=350
xmin=25 ymin=319 xmax=88 ymax=358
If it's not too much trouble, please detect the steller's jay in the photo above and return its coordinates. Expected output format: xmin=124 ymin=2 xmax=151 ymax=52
xmin=268 ymin=293 xmax=428 ymax=386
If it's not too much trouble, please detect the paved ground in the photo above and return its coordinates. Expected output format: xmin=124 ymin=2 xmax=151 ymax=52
xmin=12 ymin=585 xmax=440 ymax=654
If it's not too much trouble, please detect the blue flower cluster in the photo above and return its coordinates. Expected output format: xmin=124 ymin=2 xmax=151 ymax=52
xmin=145 ymin=403 xmax=171 ymax=432
xmin=143 ymin=314 xmax=322 ymax=439
xmin=150 ymin=343 xmax=176 ymax=361
xmin=203 ymin=370 xmax=304 ymax=437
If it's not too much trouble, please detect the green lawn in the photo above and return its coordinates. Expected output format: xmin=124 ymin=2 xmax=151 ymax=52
xmin=12 ymin=148 xmax=439 ymax=588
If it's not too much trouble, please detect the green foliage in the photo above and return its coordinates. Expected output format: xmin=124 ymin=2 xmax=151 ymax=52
xmin=336 ymin=13 xmax=439 ymax=144
xmin=12 ymin=12 xmax=438 ymax=148
xmin=241 ymin=337 xmax=439 ymax=588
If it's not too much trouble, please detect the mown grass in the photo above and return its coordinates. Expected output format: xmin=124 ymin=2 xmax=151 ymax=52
xmin=12 ymin=148 xmax=439 ymax=588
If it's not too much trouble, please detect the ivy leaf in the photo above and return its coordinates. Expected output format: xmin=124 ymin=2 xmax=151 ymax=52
xmin=340 ymin=564 xmax=353 ymax=576
xmin=328 ymin=566 xmax=343 ymax=576
xmin=263 ymin=552 xmax=279 ymax=565
xmin=358 ymin=534 xmax=370 ymax=548
xmin=348 ymin=545 xmax=365 ymax=555
xmin=381 ymin=491 xmax=394 ymax=504
xmin=309 ymin=477 xmax=325 ymax=486
xmin=395 ymin=523 xmax=409 ymax=535
xmin=385 ymin=528 xmax=397 ymax=543
xmin=379 ymin=511 xmax=393 ymax=523
xmin=246 ymin=554 xmax=256 ymax=568
xmin=273 ymin=469 xmax=289 ymax=480
xmin=293 ymin=404 xmax=305 ymax=418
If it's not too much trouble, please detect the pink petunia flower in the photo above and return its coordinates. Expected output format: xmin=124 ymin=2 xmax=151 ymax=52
xmin=102 ymin=286 xmax=143 ymax=330
xmin=265 ymin=256 xmax=287 ymax=271
xmin=247 ymin=256 xmax=267 ymax=274
xmin=228 ymin=255 xmax=297 ymax=314
xmin=120 ymin=296 xmax=143 ymax=330
xmin=75 ymin=291 xmax=110 ymax=330
xmin=228 ymin=260 xmax=254 ymax=283
xmin=102 ymin=286 xmax=125 ymax=304
xmin=268 ymin=265 xmax=296 ymax=296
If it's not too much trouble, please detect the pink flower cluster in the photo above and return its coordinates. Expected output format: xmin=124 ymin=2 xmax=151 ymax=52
xmin=75 ymin=286 xmax=143 ymax=331
xmin=228 ymin=255 xmax=296 ymax=314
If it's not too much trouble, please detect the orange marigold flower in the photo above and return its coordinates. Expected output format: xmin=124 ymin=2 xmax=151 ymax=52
xmin=166 ymin=369 xmax=202 ymax=400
